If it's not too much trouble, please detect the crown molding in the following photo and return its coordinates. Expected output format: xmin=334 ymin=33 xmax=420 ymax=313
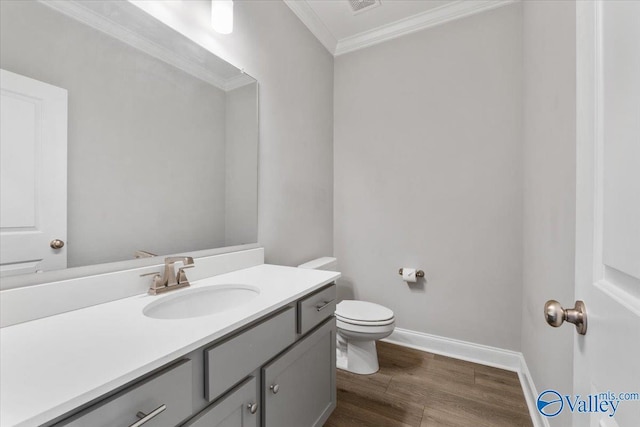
xmin=285 ymin=0 xmax=518 ymax=57
xmin=335 ymin=0 xmax=518 ymax=56
xmin=282 ymin=0 xmax=338 ymax=54
xmin=38 ymin=0 xmax=248 ymax=91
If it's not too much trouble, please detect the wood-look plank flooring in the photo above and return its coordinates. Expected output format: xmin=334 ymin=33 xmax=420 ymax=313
xmin=324 ymin=342 xmax=533 ymax=427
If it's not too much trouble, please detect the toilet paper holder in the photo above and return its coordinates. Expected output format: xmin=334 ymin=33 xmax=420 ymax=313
xmin=398 ymin=268 xmax=424 ymax=278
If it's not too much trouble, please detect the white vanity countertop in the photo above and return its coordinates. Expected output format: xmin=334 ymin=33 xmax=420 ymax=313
xmin=0 ymin=264 xmax=340 ymax=427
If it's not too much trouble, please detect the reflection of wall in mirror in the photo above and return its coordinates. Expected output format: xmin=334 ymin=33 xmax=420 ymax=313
xmin=225 ymin=83 xmax=258 ymax=247
xmin=0 ymin=1 xmax=256 ymax=268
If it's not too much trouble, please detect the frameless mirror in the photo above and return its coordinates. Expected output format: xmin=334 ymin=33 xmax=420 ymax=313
xmin=0 ymin=0 xmax=258 ymax=281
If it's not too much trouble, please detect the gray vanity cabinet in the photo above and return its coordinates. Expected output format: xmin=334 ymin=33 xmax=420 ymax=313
xmin=183 ymin=377 xmax=259 ymax=427
xmin=262 ymin=317 xmax=336 ymax=427
xmin=51 ymin=283 xmax=337 ymax=427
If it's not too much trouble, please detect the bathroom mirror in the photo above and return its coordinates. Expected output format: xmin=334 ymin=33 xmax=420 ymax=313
xmin=0 ymin=0 xmax=258 ymax=282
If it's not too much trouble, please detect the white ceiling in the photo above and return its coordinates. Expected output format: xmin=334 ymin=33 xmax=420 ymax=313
xmin=283 ymin=0 xmax=518 ymax=56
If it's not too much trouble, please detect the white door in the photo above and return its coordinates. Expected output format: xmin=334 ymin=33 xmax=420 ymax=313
xmin=0 ymin=69 xmax=68 ymax=276
xmin=574 ymin=1 xmax=640 ymax=426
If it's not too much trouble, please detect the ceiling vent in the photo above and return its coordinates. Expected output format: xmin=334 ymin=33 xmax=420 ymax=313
xmin=348 ymin=0 xmax=381 ymax=15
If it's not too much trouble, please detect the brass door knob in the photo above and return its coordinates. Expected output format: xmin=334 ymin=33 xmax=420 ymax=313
xmin=50 ymin=239 xmax=65 ymax=249
xmin=544 ymin=300 xmax=587 ymax=335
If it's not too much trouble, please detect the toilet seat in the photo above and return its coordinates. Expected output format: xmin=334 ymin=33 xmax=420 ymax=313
xmin=336 ymin=317 xmax=395 ymax=336
xmin=335 ymin=314 xmax=395 ymax=327
xmin=336 ymin=300 xmax=394 ymax=323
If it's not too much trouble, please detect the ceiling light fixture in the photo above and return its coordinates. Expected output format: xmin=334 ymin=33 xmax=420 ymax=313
xmin=211 ymin=0 xmax=233 ymax=34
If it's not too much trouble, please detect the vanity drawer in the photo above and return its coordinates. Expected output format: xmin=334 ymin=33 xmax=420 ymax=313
xmin=58 ymin=359 xmax=192 ymax=427
xmin=297 ymin=284 xmax=336 ymax=335
xmin=204 ymin=307 xmax=295 ymax=402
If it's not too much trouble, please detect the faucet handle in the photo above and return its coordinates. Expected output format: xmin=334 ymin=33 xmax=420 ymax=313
xmin=177 ymin=264 xmax=194 ymax=285
xmin=140 ymin=271 xmax=165 ymax=291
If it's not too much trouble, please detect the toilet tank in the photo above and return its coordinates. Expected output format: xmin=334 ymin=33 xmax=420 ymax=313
xmin=297 ymin=257 xmax=337 ymax=271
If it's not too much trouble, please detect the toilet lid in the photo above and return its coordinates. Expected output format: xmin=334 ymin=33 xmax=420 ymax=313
xmin=336 ymin=300 xmax=394 ymax=322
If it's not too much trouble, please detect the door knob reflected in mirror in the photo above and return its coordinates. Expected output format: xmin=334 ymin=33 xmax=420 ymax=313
xmin=544 ymin=300 xmax=587 ymax=335
xmin=50 ymin=239 xmax=65 ymax=249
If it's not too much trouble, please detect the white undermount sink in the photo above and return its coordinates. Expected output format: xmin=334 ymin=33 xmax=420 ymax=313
xmin=143 ymin=284 xmax=260 ymax=320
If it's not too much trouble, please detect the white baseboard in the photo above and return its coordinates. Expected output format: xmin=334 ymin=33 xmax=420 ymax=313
xmin=383 ymin=328 xmax=522 ymax=371
xmin=517 ymin=353 xmax=550 ymax=427
xmin=382 ymin=328 xmax=549 ymax=427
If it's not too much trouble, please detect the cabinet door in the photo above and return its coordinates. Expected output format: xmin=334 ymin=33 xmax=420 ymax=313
xmin=262 ymin=317 xmax=336 ymax=427
xmin=183 ymin=377 xmax=258 ymax=427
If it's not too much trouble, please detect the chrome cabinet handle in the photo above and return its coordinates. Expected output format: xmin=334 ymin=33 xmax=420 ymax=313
xmin=247 ymin=402 xmax=258 ymax=414
xmin=544 ymin=300 xmax=587 ymax=335
xmin=50 ymin=239 xmax=65 ymax=249
xmin=270 ymin=384 xmax=279 ymax=394
xmin=315 ymin=300 xmax=335 ymax=312
xmin=129 ymin=404 xmax=166 ymax=427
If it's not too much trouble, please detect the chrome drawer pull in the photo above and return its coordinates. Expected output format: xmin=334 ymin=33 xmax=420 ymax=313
xmin=129 ymin=404 xmax=166 ymax=427
xmin=270 ymin=383 xmax=280 ymax=394
xmin=315 ymin=300 xmax=335 ymax=312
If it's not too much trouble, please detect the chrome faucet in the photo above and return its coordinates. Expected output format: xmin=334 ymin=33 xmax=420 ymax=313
xmin=142 ymin=256 xmax=195 ymax=295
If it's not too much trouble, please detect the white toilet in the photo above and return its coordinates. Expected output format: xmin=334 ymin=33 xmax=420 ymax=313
xmin=298 ymin=257 xmax=396 ymax=375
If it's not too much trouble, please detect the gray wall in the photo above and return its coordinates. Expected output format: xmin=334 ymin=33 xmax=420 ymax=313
xmin=521 ymin=1 xmax=576 ymax=423
xmin=0 ymin=1 xmax=228 ymax=267
xmin=225 ymin=83 xmax=259 ymax=246
xmin=138 ymin=0 xmax=335 ymax=267
xmin=334 ymin=4 xmax=523 ymax=350
xmin=228 ymin=1 xmax=334 ymax=266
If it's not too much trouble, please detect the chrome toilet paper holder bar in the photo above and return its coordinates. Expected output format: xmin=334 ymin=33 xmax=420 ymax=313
xmin=398 ymin=268 xmax=425 ymax=278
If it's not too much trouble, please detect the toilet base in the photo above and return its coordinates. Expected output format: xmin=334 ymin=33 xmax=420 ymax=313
xmin=336 ymin=336 xmax=380 ymax=375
